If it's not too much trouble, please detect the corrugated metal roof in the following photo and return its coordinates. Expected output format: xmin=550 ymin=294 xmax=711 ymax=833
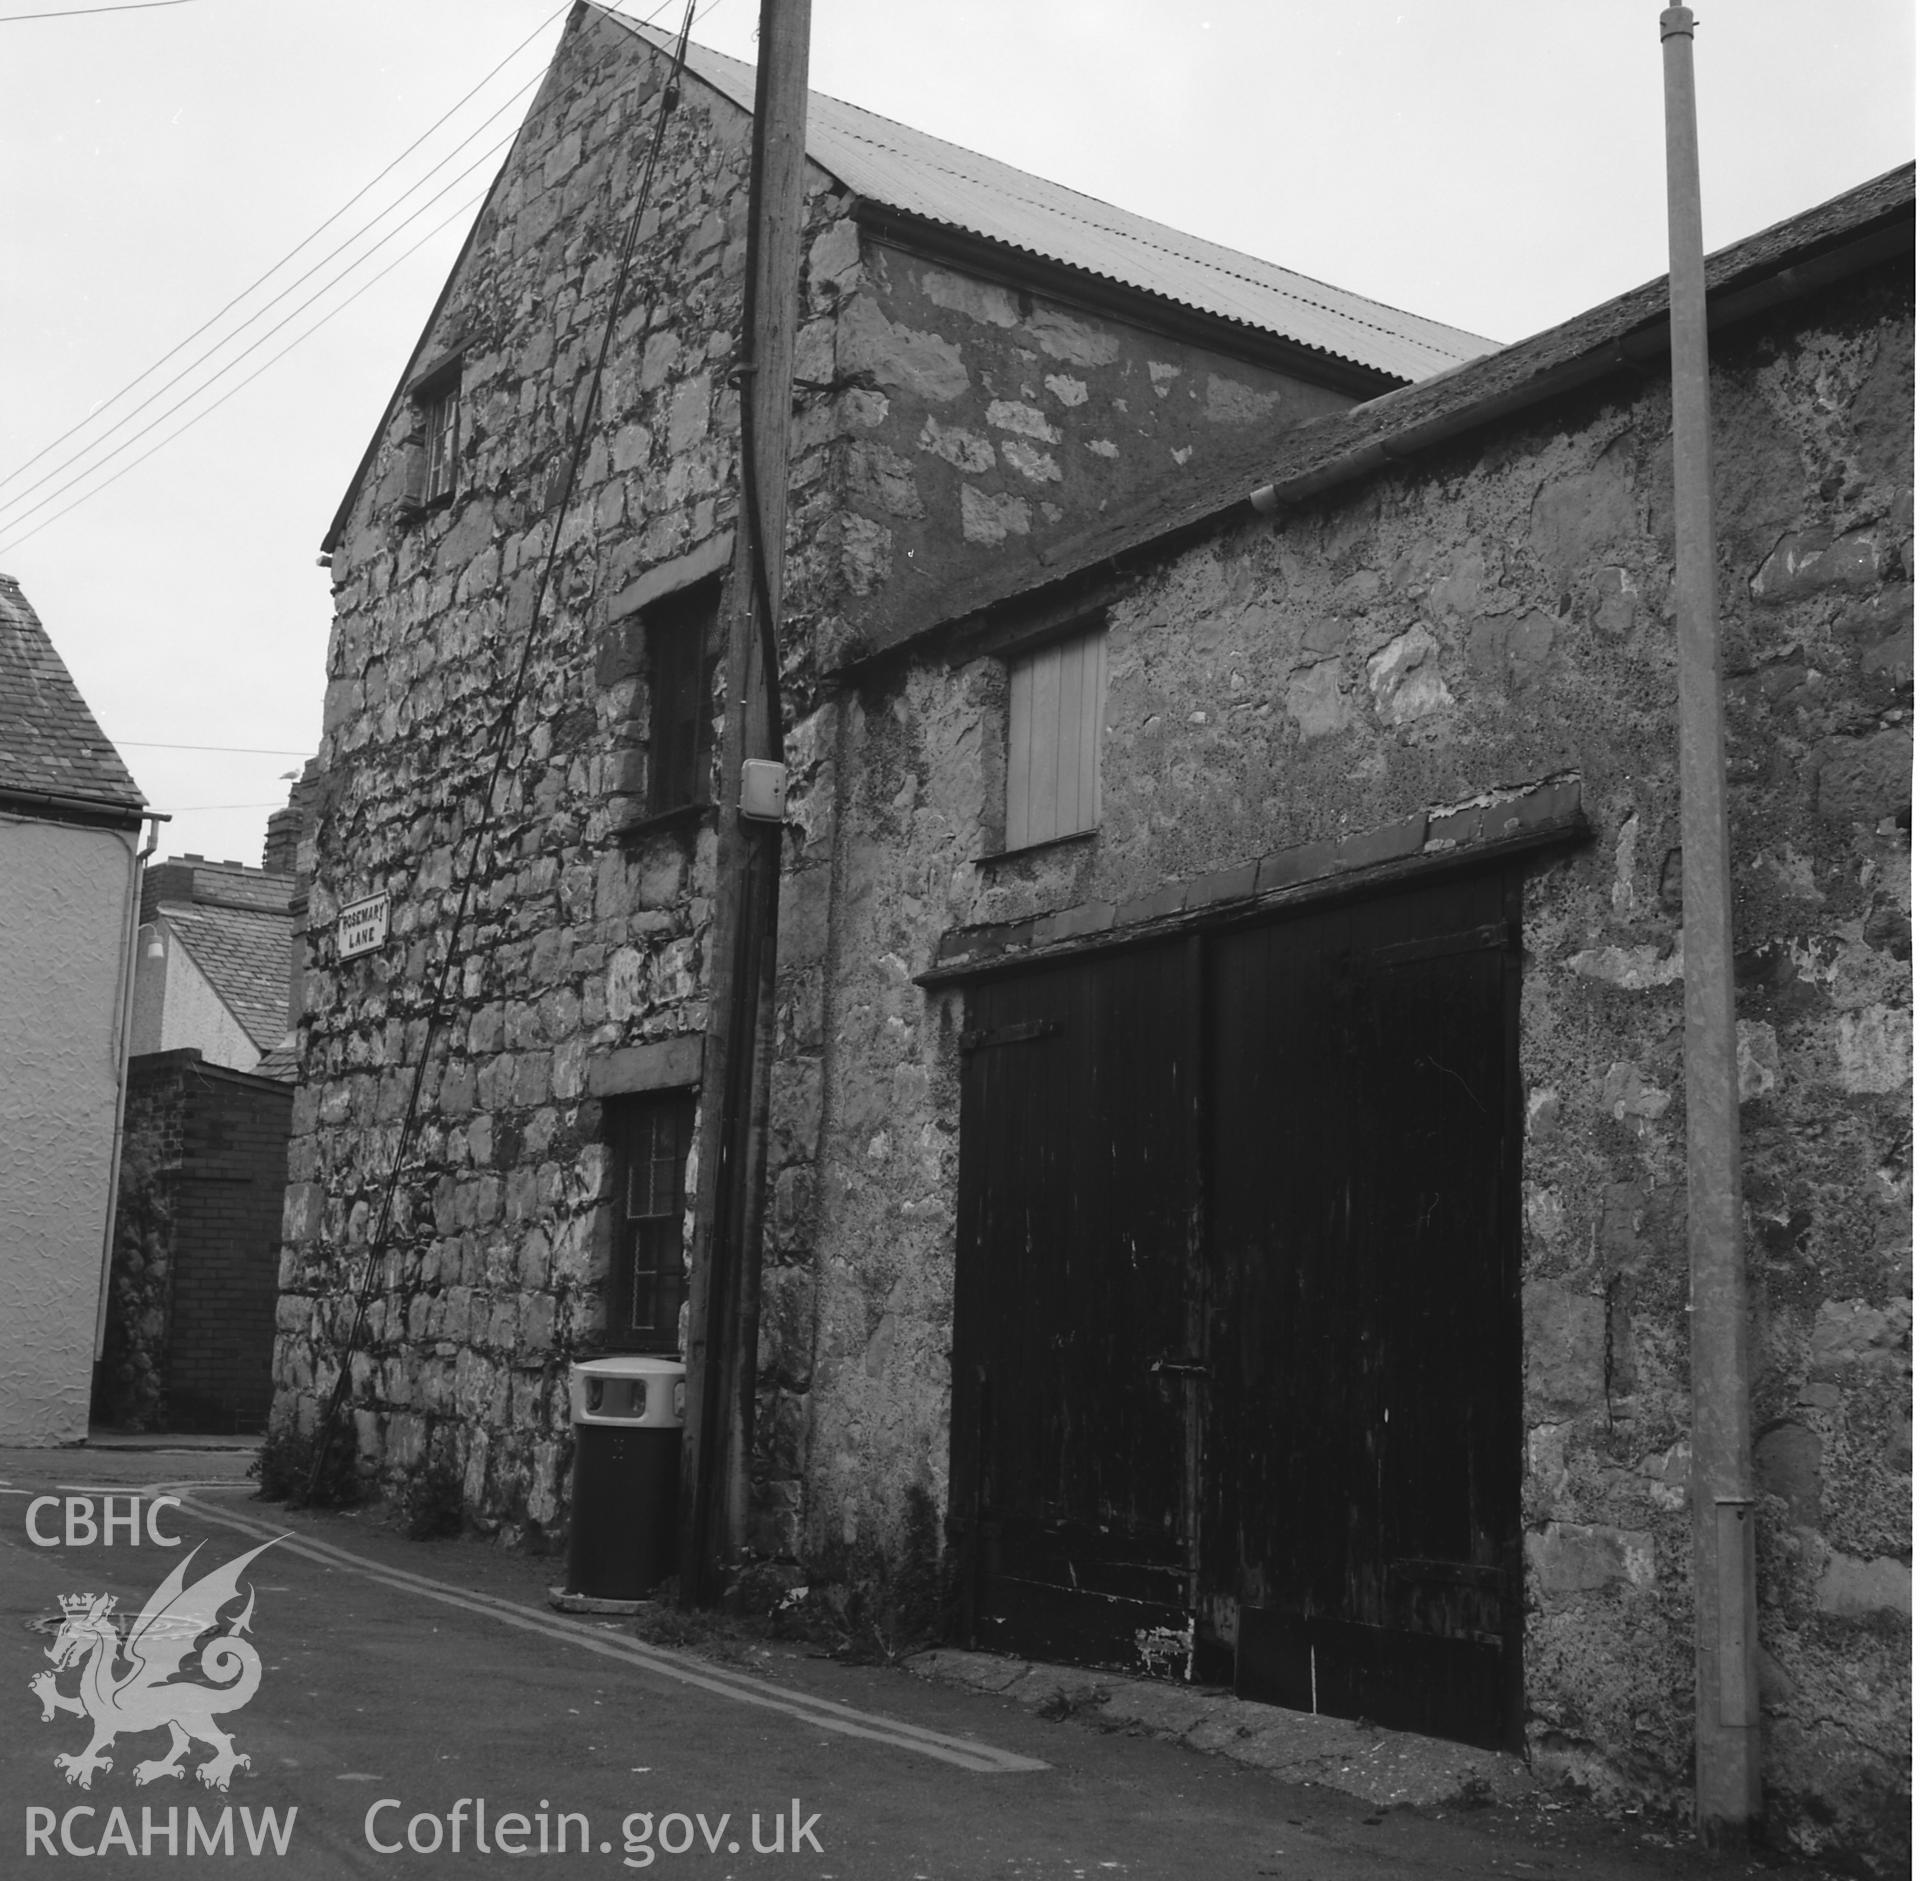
xmin=603 ymin=12 xmax=1497 ymax=382
xmin=0 ymin=572 xmax=144 ymax=809
xmin=850 ymin=162 xmax=1917 ymax=666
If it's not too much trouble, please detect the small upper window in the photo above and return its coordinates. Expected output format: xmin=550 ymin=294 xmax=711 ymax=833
xmin=1006 ymin=625 xmax=1107 ymax=850
xmin=646 ymin=580 xmax=720 ymax=816
xmin=422 ymin=382 xmax=459 ymax=504
xmin=404 ymin=356 xmax=462 ymax=512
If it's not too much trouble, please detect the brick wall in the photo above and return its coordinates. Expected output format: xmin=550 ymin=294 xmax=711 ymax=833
xmin=98 ymin=1051 xmax=292 ymax=1433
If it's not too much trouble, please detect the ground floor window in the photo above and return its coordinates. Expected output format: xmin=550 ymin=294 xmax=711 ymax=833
xmin=605 ymin=1092 xmax=695 ymax=1350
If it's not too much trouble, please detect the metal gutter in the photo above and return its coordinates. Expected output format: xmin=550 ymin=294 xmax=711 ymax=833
xmin=0 ymin=785 xmax=148 ymax=831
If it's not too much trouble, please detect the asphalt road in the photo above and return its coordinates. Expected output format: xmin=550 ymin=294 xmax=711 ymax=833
xmin=0 ymin=1445 xmax=1825 ymax=1880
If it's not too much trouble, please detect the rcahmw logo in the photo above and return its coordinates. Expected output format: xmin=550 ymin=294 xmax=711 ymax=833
xmin=26 ymin=1804 xmax=297 ymax=1859
xmin=28 ymin=1537 xmax=286 ymax=1799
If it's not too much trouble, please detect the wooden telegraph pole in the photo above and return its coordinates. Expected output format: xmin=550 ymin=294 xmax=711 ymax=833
xmin=1659 ymin=6 xmax=1761 ymax=1844
xmin=680 ymin=0 xmax=811 ymax=1605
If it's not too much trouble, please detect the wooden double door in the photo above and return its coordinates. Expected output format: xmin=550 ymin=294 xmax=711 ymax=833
xmin=950 ymin=870 xmax=1523 ymax=1748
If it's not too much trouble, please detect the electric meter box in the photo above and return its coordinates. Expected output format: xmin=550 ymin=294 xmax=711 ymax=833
xmin=739 ymin=758 xmax=787 ymax=822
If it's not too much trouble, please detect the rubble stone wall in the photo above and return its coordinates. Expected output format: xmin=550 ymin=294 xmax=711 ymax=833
xmin=277 ymin=9 xmax=1351 ymax=1555
xmin=806 ymin=262 xmax=1910 ymax=1863
xmin=813 ymin=231 xmax=1355 ymax=657
xmin=276 ymin=18 xmax=799 ymax=1543
xmin=760 ymin=240 xmax=1360 ymax=1571
xmin=279 ymin=9 xmax=1907 ymax=1855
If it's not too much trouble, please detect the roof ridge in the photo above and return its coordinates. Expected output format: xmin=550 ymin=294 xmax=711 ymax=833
xmin=828 ymin=121 xmax=1486 ymax=361
xmin=595 ymin=7 xmax=1494 ymax=373
xmin=158 ymin=894 xmax=290 ymax=916
xmin=800 ymin=100 xmax=1491 ymax=351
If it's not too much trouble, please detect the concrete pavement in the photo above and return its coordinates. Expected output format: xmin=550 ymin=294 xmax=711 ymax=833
xmin=904 ymin=1649 xmax=1535 ymax=1810
xmin=1 ymin=1445 xmax=1836 ymax=1879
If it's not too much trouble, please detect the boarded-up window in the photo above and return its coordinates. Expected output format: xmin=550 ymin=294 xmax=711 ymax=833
xmin=1007 ymin=627 xmax=1107 ymax=850
xmin=646 ymin=580 xmax=720 ymax=815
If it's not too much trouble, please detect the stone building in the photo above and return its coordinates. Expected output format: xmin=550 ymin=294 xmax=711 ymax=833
xmin=810 ymin=166 xmax=1912 ymax=1865
xmin=281 ymin=3 xmax=1485 ymax=1533
xmin=277 ymin=0 xmax=1911 ymax=1859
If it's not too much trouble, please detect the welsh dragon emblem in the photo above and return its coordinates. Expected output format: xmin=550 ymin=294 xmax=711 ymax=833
xmin=30 ymin=1537 xmax=282 ymax=1792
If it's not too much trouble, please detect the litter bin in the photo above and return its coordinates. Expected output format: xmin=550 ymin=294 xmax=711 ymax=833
xmin=564 ymin=1355 xmax=686 ymax=1601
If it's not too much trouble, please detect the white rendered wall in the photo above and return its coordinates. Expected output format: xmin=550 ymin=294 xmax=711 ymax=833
xmin=130 ymin=917 xmax=261 ymax=1070
xmin=0 ymin=817 xmax=137 ymax=1443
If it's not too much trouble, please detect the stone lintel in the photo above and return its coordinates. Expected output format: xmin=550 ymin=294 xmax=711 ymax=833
xmin=609 ymin=531 xmax=734 ymax=620
xmin=921 ymin=777 xmax=1585 ymax=985
xmin=588 ymin=1034 xmax=704 ymax=1096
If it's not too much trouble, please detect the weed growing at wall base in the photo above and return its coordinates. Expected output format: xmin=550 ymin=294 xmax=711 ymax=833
xmin=251 ymin=1419 xmax=360 ymax=1508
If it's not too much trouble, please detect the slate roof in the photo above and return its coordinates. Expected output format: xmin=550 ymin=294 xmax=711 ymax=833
xmin=0 ymin=573 xmax=144 ymax=811
xmin=252 ymin=1039 xmax=301 ymax=1082
xmin=607 ymin=13 xmax=1496 ymax=383
xmin=159 ymin=901 xmax=292 ymax=1055
xmin=146 ymin=861 xmax=294 ymax=1058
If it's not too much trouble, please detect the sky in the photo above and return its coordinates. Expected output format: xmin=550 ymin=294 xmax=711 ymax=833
xmin=2 ymin=0 xmax=1912 ymax=871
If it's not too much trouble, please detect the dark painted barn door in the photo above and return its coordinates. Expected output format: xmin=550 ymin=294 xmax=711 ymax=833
xmin=951 ymin=869 xmax=1520 ymax=1745
xmin=951 ymin=937 xmax=1200 ymax=1671
xmin=1203 ymin=872 xmax=1521 ymax=1747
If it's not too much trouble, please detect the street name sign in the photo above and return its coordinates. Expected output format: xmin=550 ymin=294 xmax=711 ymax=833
xmin=338 ymin=893 xmax=390 ymax=961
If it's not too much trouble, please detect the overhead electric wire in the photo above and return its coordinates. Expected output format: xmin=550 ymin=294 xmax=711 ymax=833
xmin=0 ymin=114 xmax=532 ymax=531
xmin=0 ymin=0 xmax=573 ymax=501
xmin=1 ymin=0 xmax=193 ymax=19
xmin=119 ymin=741 xmax=312 ymax=755
xmin=0 ymin=128 xmax=522 ymax=541
xmin=302 ymin=0 xmax=703 ymax=1504
xmin=0 ymin=0 xmax=714 ymax=551
xmin=0 ymin=189 xmax=490 ymax=556
xmin=0 ymin=204 xmax=489 ymax=552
